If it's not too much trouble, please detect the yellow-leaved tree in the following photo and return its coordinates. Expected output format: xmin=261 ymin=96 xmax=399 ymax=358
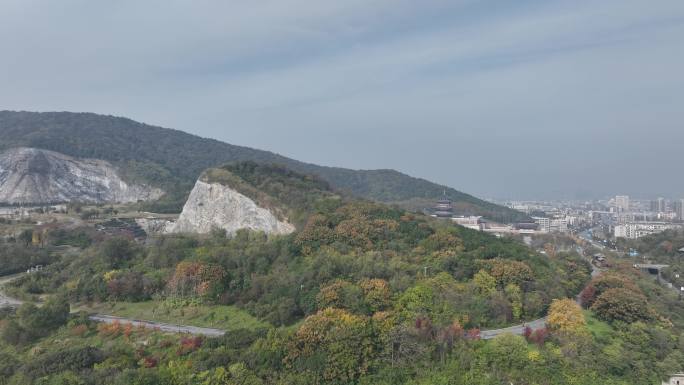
xmin=547 ymin=298 xmax=586 ymax=334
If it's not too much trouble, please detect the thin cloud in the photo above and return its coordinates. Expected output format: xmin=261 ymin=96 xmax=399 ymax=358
xmin=1 ymin=0 xmax=683 ymax=199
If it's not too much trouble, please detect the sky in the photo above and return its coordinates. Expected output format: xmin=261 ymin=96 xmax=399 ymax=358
xmin=1 ymin=0 xmax=683 ymax=200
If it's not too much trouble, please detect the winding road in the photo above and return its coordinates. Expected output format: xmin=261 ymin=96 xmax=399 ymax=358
xmin=0 ymin=273 xmax=225 ymax=337
xmin=2 ymin=246 xmax=603 ymax=340
xmin=2 ymin=271 xmax=538 ymax=339
xmin=480 ymin=245 xmax=602 ymax=339
xmin=480 ymin=316 xmax=547 ymax=340
xmin=90 ymin=314 xmax=225 ymax=337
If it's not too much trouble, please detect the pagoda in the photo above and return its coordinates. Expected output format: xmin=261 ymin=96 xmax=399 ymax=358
xmin=433 ymin=191 xmax=454 ymax=218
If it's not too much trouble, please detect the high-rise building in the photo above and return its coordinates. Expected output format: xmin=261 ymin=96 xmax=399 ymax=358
xmin=651 ymin=197 xmax=666 ymax=213
xmin=615 ymin=195 xmax=630 ymax=213
xmin=675 ymin=199 xmax=684 ymax=221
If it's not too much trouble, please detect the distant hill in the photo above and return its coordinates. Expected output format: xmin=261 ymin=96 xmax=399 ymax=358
xmin=0 ymin=111 xmax=527 ymax=222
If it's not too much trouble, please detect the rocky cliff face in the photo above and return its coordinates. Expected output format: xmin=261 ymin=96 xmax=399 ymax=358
xmin=167 ymin=180 xmax=295 ymax=236
xmin=0 ymin=147 xmax=163 ymax=204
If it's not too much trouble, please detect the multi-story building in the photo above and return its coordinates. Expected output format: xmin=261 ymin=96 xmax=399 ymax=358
xmin=549 ymin=218 xmax=568 ymax=233
xmin=616 ymin=213 xmax=633 ymax=224
xmin=615 ymin=195 xmax=630 ymax=213
xmin=452 ymin=216 xmax=483 ymax=231
xmin=532 ymin=217 xmax=550 ymax=233
xmin=674 ymin=199 xmax=684 ymax=221
xmin=614 ymin=221 xmax=681 ymax=239
xmin=651 ymin=197 xmax=667 ymax=213
xmin=614 ymin=224 xmax=629 ymax=239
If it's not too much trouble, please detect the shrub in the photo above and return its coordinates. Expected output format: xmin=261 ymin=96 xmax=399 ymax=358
xmin=22 ymin=347 xmax=105 ymax=378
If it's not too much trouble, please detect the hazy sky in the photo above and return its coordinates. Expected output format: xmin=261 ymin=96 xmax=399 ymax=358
xmin=1 ymin=0 xmax=683 ymax=200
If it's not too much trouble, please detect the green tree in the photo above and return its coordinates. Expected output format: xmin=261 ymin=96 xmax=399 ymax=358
xmin=504 ymin=283 xmax=523 ymax=321
xmin=100 ymin=237 xmax=138 ymax=267
xmin=18 ymin=229 xmax=33 ymax=247
xmin=473 ymin=270 xmax=496 ymax=296
xmin=591 ymin=288 xmax=654 ymax=323
xmin=478 ymin=334 xmax=530 ymax=383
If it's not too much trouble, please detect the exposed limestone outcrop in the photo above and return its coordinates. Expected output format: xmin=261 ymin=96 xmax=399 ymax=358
xmin=135 ymin=218 xmax=174 ymax=234
xmin=0 ymin=147 xmax=163 ymax=204
xmin=167 ymin=180 xmax=295 ymax=236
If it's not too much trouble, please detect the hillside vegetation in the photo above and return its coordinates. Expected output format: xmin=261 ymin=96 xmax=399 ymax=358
xmin=0 ymin=162 xmax=684 ymax=385
xmin=201 ymin=162 xmax=336 ymax=228
xmin=0 ymin=110 xmax=526 ymax=222
xmin=1 ymin=164 xmax=683 ymax=384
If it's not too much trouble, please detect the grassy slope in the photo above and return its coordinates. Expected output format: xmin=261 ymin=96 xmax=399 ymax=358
xmin=0 ymin=110 xmax=527 ymax=222
xmin=584 ymin=310 xmax=613 ymax=339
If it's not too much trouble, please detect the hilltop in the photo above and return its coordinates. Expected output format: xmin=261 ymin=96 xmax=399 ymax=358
xmin=0 ymin=111 xmax=526 ymax=222
xmin=169 ymin=162 xmax=337 ymax=235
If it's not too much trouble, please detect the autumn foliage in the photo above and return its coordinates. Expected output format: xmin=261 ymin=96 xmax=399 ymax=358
xmin=579 ymin=273 xmax=641 ymax=309
xmin=166 ymin=261 xmax=227 ymax=299
xmin=177 ymin=336 xmax=203 ymax=356
xmin=547 ymin=298 xmax=586 ymax=334
xmin=478 ymin=258 xmax=534 ymax=288
xmin=285 ymin=308 xmax=376 ymax=384
xmin=359 ymin=278 xmax=391 ymax=312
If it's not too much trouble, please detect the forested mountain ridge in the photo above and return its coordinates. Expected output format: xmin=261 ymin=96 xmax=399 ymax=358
xmin=0 ymin=110 xmax=526 ymax=222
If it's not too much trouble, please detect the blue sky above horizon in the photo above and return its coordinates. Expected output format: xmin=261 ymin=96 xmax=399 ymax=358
xmin=1 ymin=0 xmax=683 ymax=200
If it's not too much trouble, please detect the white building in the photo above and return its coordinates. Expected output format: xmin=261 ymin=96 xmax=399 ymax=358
xmin=674 ymin=199 xmax=684 ymax=221
xmin=663 ymin=373 xmax=684 ymax=385
xmin=614 ymin=224 xmax=633 ymax=239
xmin=549 ymin=218 xmax=568 ymax=233
xmin=532 ymin=217 xmax=550 ymax=233
xmin=614 ymin=222 xmax=681 ymax=239
xmin=451 ymin=216 xmax=483 ymax=231
xmin=615 ymin=195 xmax=630 ymax=213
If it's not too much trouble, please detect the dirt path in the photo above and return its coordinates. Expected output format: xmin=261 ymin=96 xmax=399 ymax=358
xmin=0 ymin=274 xmax=24 ymax=308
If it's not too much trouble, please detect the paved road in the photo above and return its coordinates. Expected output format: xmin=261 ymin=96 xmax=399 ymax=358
xmin=0 ymin=271 xmax=560 ymax=340
xmin=3 ymin=242 xmax=602 ymax=341
xmin=90 ymin=314 xmax=225 ymax=337
xmin=0 ymin=273 xmax=225 ymax=337
xmin=480 ymin=316 xmax=548 ymax=340
xmin=480 ymin=245 xmax=602 ymax=340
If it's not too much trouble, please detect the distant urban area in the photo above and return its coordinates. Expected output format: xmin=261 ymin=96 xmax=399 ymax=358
xmin=430 ymin=194 xmax=684 ymax=245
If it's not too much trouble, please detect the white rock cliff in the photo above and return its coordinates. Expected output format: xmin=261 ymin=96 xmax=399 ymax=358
xmin=167 ymin=180 xmax=295 ymax=236
xmin=0 ymin=147 xmax=163 ymax=204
